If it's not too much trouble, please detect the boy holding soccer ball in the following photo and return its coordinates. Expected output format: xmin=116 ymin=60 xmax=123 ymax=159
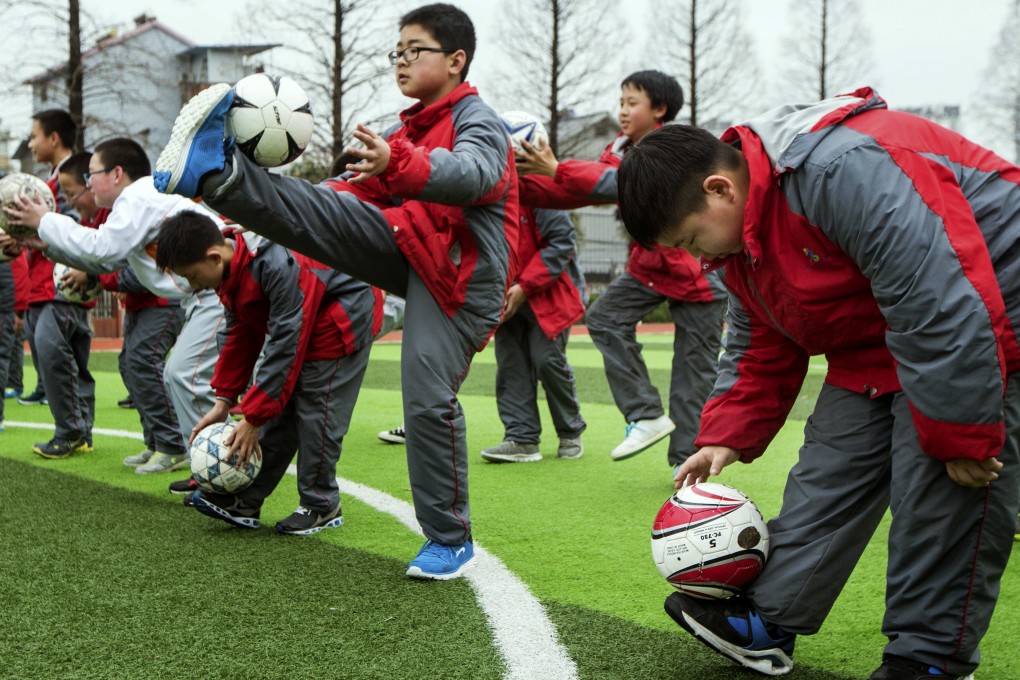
xmin=619 ymin=90 xmax=1020 ymax=679
xmin=153 ymin=3 xmax=516 ymax=579
xmin=155 ymin=211 xmax=381 ymax=534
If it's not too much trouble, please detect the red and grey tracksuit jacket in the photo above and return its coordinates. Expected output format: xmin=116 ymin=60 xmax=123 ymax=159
xmin=698 ymin=87 xmax=1020 ymax=464
xmin=325 ymin=81 xmax=519 ymax=333
xmin=516 ymin=206 xmax=587 ymax=339
xmin=519 ymin=131 xmax=724 ymax=302
xmin=211 ymin=230 xmax=383 ymax=427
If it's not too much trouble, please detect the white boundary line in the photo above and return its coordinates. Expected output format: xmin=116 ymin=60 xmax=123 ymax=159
xmin=6 ymin=421 xmax=579 ymax=680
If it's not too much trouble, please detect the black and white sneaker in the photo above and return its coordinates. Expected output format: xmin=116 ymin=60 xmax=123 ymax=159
xmin=664 ymin=592 xmax=795 ymax=676
xmin=275 ymin=505 xmax=344 ymax=536
xmin=377 ymin=424 xmax=406 ymax=445
xmin=191 ymin=491 xmax=260 ymax=529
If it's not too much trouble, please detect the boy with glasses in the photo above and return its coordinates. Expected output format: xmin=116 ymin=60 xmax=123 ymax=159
xmin=152 ymin=3 xmax=517 ymax=580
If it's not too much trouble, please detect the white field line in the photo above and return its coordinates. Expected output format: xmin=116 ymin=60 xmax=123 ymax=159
xmin=4 ymin=421 xmax=579 ymax=680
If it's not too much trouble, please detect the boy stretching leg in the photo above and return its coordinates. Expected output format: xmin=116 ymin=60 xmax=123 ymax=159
xmin=154 ymin=3 xmax=517 ymax=579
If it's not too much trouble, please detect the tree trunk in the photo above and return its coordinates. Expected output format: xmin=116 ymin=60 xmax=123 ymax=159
xmin=819 ymin=0 xmax=828 ymax=99
xmin=331 ymin=0 xmax=344 ymax=160
xmin=688 ymin=0 xmax=698 ymax=126
xmin=67 ymin=0 xmax=84 ymax=150
xmin=548 ymin=0 xmax=561 ymax=155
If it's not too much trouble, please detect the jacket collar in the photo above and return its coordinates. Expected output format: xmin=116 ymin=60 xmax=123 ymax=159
xmin=399 ymin=81 xmax=478 ymax=135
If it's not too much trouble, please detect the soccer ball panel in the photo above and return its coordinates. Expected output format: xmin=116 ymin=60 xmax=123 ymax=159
xmin=650 ymin=482 xmax=770 ymax=600
xmin=500 ymin=110 xmax=550 ymax=156
xmin=189 ymin=421 xmax=261 ymax=494
xmin=0 ymin=173 xmax=57 ymax=239
xmin=226 ymin=73 xmax=313 ymax=168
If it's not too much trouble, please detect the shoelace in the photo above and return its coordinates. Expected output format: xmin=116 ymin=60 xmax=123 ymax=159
xmin=624 ymin=422 xmax=638 ymax=437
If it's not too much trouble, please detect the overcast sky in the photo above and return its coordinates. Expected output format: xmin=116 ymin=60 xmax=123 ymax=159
xmin=5 ymin=0 xmax=1015 ymax=154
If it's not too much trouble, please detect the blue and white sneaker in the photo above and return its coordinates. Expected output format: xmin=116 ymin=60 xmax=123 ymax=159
xmin=191 ymin=491 xmax=260 ymax=529
xmin=665 ymin=592 xmax=795 ymax=676
xmin=154 ymin=83 xmax=234 ymax=197
xmin=406 ymin=539 xmax=476 ymax=580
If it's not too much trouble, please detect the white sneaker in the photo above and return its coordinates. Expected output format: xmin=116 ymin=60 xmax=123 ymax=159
xmin=557 ymin=437 xmax=584 ymax=459
xmin=135 ymin=451 xmax=189 ymax=475
xmin=123 ymin=449 xmax=155 ymax=467
xmin=378 ymin=424 xmax=405 ymax=445
xmin=610 ymin=415 xmax=675 ymax=461
xmin=480 ymin=440 xmax=542 ymax=463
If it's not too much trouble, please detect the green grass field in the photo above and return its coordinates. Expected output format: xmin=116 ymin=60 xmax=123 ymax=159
xmin=1 ymin=334 xmax=1017 ymax=679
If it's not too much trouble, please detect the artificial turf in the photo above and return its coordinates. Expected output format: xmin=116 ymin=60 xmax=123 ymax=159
xmin=0 ymin=334 xmax=1016 ymax=679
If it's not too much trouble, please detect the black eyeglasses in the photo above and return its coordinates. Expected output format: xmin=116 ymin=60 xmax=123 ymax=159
xmin=387 ymin=46 xmax=454 ymax=65
xmin=83 ymin=168 xmax=112 ymax=185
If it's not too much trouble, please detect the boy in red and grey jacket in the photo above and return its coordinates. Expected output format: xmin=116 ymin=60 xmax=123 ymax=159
xmin=517 ymin=70 xmax=726 ymax=470
xmin=619 ymin=90 xmax=1020 ymax=679
xmin=154 ymin=4 xmax=516 ymax=579
xmin=156 ymin=212 xmax=381 ymax=535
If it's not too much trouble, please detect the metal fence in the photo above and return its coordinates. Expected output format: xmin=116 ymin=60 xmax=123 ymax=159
xmin=572 ymin=206 xmax=629 ymax=294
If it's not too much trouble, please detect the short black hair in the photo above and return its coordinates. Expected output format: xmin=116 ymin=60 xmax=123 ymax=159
xmin=32 ymin=109 xmax=77 ymax=150
xmin=400 ymin=3 xmax=475 ymax=80
xmin=621 ymin=71 xmax=684 ymax=123
xmin=58 ymin=151 xmax=93 ymax=186
xmin=618 ymin=125 xmax=742 ymax=249
xmin=155 ymin=211 xmax=225 ymax=272
xmin=93 ymin=137 xmax=151 ymax=182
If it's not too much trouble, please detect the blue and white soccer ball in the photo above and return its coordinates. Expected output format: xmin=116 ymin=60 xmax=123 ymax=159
xmin=501 ymin=110 xmax=549 ymax=156
xmin=52 ymin=262 xmax=102 ymax=303
xmin=227 ymin=73 xmax=314 ymax=168
xmin=190 ymin=421 xmax=261 ymax=494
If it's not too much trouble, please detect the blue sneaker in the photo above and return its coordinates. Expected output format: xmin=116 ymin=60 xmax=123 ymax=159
xmin=406 ymin=539 xmax=476 ymax=580
xmin=4 ymin=388 xmax=21 ymax=399
xmin=191 ymin=491 xmax=260 ymax=529
xmin=868 ymin=654 xmax=974 ymax=679
xmin=154 ymin=83 xmax=234 ymax=197
xmin=665 ymin=592 xmax=795 ymax=676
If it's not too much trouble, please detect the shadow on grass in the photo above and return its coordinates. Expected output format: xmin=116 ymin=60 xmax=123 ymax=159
xmin=0 ymin=458 xmax=502 ymax=680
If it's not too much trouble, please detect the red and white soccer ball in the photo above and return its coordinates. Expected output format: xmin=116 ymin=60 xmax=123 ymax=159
xmin=651 ymin=482 xmax=770 ymax=599
xmin=501 ymin=110 xmax=549 ymax=156
xmin=227 ymin=73 xmax=314 ymax=168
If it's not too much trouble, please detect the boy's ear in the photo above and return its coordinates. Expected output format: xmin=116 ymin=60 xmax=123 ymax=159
xmin=651 ymin=102 xmax=668 ymax=123
xmin=703 ymin=174 xmax=734 ymax=199
xmin=448 ymin=49 xmax=467 ymax=77
xmin=206 ymin=246 xmax=223 ymax=264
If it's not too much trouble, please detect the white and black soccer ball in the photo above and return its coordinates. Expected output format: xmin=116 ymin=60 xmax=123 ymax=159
xmin=0 ymin=172 xmax=56 ymax=240
xmin=651 ymin=482 xmax=770 ymax=600
xmin=190 ymin=421 xmax=262 ymax=494
xmin=501 ymin=110 xmax=549 ymax=156
xmin=52 ymin=262 xmax=102 ymax=303
xmin=226 ymin=73 xmax=314 ymax=168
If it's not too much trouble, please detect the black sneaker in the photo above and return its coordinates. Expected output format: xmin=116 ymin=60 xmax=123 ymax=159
xmin=276 ymin=505 xmax=344 ymax=536
xmin=664 ymin=592 xmax=795 ymax=676
xmin=377 ymin=424 xmax=405 ymax=445
xmin=32 ymin=437 xmax=90 ymax=459
xmin=169 ymin=477 xmax=200 ymax=495
xmin=868 ymin=654 xmax=974 ymax=679
xmin=117 ymin=396 xmax=135 ymax=409
xmin=191 ymin=491 xmax=260 ymax=529
xmin=18 ymin=389 xmax=46 ymax=406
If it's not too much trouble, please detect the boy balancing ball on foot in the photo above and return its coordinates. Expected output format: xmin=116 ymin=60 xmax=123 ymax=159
xmin=617 ymin=89 xmax=1018 ymax=679
xmin=153 ymin=3 xmax=517 ymax=580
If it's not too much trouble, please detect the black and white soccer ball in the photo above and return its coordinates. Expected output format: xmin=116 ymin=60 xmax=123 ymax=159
xmin=227 ymin=73 xmax=314 ymax=167
xmin=190 ymin=421 xmax=261 ymax=494
xmin=0 ymin=172 xmax=56 ymax=240
xmin=52 ymin=262 xmax=102 ymax=303
xmin=501 ymin=110 xmax=549 ymax=156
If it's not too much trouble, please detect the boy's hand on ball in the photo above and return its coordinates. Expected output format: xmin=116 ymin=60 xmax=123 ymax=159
xmin=516 ymin=139 xmax=559 ymax=178
xmin=190 ymin=400 xmax=231 ymax=444
xmin=61 ymin=268 xmax=89 ymax=294
xmin=226 ymin=419 xmax=262 ymax=469
xmin=675 ymin=446 xmax=740 ymax=489
xmin=346 ymin=123 xmax=391 ymax=184
xmin=946 ymin=457 xmax=1002 ymax=487
xmin=3 ymin=194 xmax=48 ymax=230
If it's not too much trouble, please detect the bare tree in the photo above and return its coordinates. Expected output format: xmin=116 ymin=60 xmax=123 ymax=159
xmin=651 ymin=0 xmax=762 ymax=128
xmin=493 ymin=0 xmax=626 ymax=157
xmin=975 ymin=0 xmax=1020 ymax=162
xmin=239 ymin=0 xmax=390 ymax=176
xmin=780 ymin=0 xmax=874 ymax=101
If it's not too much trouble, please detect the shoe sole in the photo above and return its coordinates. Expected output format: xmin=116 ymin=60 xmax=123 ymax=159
xmin=481 ymin=451 xmax=543 ymax=463
xmin=135 ymin=458 xmax=190 ymax=475
xmin=664 ymin=595 xmax=793 ymax=676
xmin=192 ymin=493 xmax=260 ymax=529
xmin=170 ymin=485 xmax=200 ymax=495
xmin=153 ymin=83 xmax=233 ymax=194
xmin=377 ymin=434 xmax=406 ymax=444
xmin=33 ymin=442 xmax=91 ymax=459
xmin=405 ymin=554 xmax=477 ymax=581
xmin=611 ymin=423 xmax=677 ymax=461
xmin=557 ymin=450 xmax=584 ymax=460
xmin=276 ymin=516 xmax=344 ymax=536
